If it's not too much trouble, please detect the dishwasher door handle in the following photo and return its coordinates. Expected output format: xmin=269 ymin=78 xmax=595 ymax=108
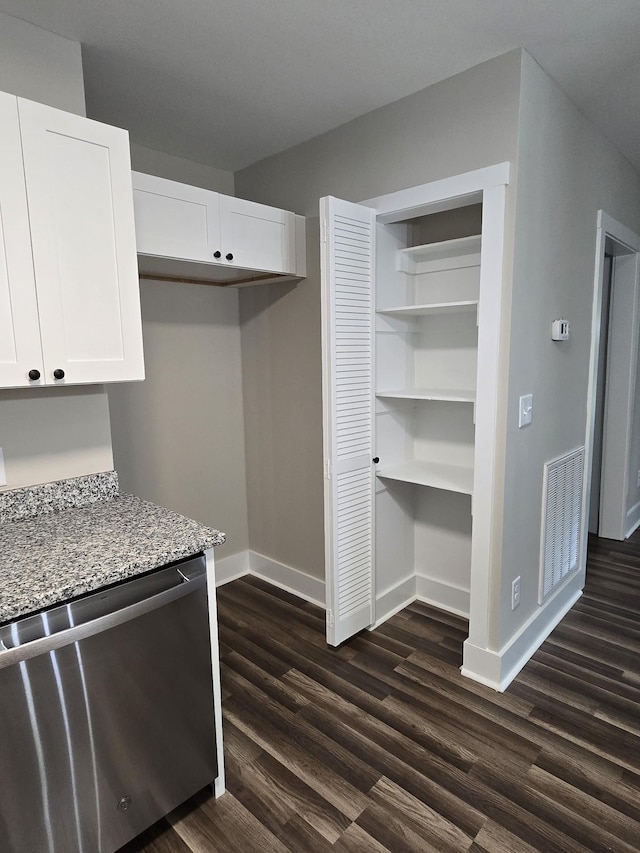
xmin=0 ymin=568 xmax=207 ymax=669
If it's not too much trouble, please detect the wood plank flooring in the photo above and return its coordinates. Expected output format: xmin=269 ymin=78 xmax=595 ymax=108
xmin=121 ymin=532 xmax=640 ymax=852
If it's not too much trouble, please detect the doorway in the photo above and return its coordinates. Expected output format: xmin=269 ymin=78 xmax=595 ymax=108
xmin=584 ymin=212 xmax=640 ymax=548
xmin=588 ymin=253 xmax=613 ymax=534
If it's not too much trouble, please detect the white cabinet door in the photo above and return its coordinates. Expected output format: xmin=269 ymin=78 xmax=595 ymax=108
xmin=18 ymin=99 xmax=144 ymax=385
xmin=132 ymin=171 xmax=221 ymax=264
xmin=0 ymin=92 xmax=44 ymax=388
xmin=132 ymin=173 xmax=304 ymax=282
xmin=219 ymin=195 xmax=297 ymax=274
xmin=320 ymin=196 xmax=376 ymax=646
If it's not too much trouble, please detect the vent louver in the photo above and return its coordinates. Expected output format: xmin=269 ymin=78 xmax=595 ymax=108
xmin=539 ymin=446 xmax=584 ymax=603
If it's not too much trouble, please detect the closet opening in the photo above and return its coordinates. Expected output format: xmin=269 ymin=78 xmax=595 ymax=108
xmin=321 ymin=163 xmax=510 ymax=688
xmin=374 ymin=205 xmax=482 ymax=633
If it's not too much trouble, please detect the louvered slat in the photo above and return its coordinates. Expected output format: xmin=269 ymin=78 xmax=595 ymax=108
xmin=321 ymin=197 xmax=376 ymax=646
xmin=540 ymin=447 xmax=584 ymax=602
xmin=334 ymin=212 xmax=372 ymax=461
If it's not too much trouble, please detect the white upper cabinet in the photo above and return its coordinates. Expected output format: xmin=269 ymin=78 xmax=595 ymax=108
xmin=132 ymin=172 xmax=220 ymax=263
xmin=218 ymin=195 xmax=297 ymax=275
xmin=132 ymin=172 xmax=306 ymax=286
xmin=0 ymin=92 xmax=144 ymax=389
xmin=0 ymin=93 xmax=43 ymax=388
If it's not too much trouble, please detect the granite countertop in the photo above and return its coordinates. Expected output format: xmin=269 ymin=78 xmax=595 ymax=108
xmin=0 ymin=472 xmax=225 ymax=625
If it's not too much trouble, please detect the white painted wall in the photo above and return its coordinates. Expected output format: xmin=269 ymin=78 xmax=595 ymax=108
xmin=0 ymin=12 xmax=115 ymax=489
xmin=497 ymin=52 xmax=640 ymax=650
xmin=236 ymin=50 xmax=522 ymax=578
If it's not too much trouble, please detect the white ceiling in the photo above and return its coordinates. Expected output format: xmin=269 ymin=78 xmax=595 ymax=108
xmin=2 ymin=0 xmax=640 ymax=173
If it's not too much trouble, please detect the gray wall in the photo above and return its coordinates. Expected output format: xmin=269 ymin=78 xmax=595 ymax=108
xmin=130 ymin=143 xmax=235 ymax=195
xmin=0 ymin=14 xmax=85 ymax=116
xmin=235 ymin=50 xmax=522 ymax=576
xmin=497 ymin=52 xmax=640 ymax=648
xmin=108 ymin=147 xmax=245 ymax=557
xmin=108 ymin=280 xmax=248 ymax=559
xmin=0 ymin=12 xmax=115 ymax=489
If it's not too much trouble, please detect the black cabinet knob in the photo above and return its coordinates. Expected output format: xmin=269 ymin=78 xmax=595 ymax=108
xmin=225 ymin=253 xmax=234 ymax=261
xmin=28 ymin=369 xmax=41 ymax=381
xmin=53 ymin=368 xmax=65 ymax=380
xmin=372 ymin=457 xmax=379 ymax=464
xmin=213 ymin=251 xmax=221 ymax=259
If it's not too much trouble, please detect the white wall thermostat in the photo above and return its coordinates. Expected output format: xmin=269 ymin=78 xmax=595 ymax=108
xmin=551 ymin=318 xmax=570 ymax=341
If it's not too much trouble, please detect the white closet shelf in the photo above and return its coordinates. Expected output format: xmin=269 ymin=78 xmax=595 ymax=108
xmin=398 ymin=234 xmax=481 ymax=264
xmin=377 ymin=460 xmax=474 ymax=494
xmin=377 ymin=300 xmax=478 ymax=317
xmin=376 ymin=388 xmax=475 ymax=403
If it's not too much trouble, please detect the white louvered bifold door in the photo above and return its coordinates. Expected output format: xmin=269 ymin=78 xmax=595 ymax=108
xmin=320 ymin=196 xmax=376 ymax=646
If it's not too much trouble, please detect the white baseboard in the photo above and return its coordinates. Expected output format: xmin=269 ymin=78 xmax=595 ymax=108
xmin=460 ymin=642 xmax=503 ymax=690
xmin=461 ymin=575 xmax=583 ymax=691
xmin=215 ymin=553 xmax=583 ymax=695
xmin=213 ymin=548 xmax=325 ymax=607
xmin=372 ymin=574 xmax=416 ymax=629
xmin=249 ymin=551 xmax=326 ymax=608
xmin=415 ymin=573 xmax=470 ymax=618
xmin=214 ymin=550 xmax=251 ymax=586
xmin=626 ymin=499 xmax=640 ymax=538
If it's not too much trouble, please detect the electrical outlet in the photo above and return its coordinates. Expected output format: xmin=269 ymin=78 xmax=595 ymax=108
xmin=511 ymin=576 xmax=521 ymax=610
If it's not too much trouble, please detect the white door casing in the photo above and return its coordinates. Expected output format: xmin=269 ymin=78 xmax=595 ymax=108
xmin=362 ymin=164 xmax=509 ymax=666
xmin=320 ymin=196 xmax=376 ymax=646
xmin=585 ymin=212 xmax=640 ymax=544
xmin=320 ymin=166 xmax=511 ymax=686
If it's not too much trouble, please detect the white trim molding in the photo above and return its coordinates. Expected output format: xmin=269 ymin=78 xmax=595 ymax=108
xmin=373 ymin=575 xmax=416 ymax=629
xmin=461 ymin=575 xmax=583 ymax=692
xmin=214 ymin=549 xmax=325 ymax=608
xmin=626 ymin=499 xmax=640 ymax=538
xmin=584 ymin=210 xmax=640 ymax=546
xmin=415 ymin=574 xmax=470 ymax=619
xmin=362 ymin=162 xmax=510 ymax=223
xmin=597 ymin=210 xmax=640 ymax=253
xmin=364 ymin=162 xmax=511 ymax=676
xmin=204 ymin=547 xmax=226 ymax=797
xmin=250 ymin=551 xmax=326 ymax=607
xmin=214 ymin=550 xmax=251 ymax=586
xmin=216 ymin=545 xmax=582 ymax=694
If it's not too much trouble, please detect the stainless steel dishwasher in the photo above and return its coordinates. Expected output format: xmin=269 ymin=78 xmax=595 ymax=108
xmin=0 ymin=554 xmax=217 ymax=853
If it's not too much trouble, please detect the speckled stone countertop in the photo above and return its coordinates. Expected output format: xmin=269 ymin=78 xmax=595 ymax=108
xmin=0 ymin=472 xmax=225 ymax=625
xmin=0 ymin=470 xmax=120 ymax=523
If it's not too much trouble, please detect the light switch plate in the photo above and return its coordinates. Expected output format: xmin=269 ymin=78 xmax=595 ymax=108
xmin=519 ymin=394 xmax=533 ymax=428
xmin=0 ymin=447 xmax=5 ymax=486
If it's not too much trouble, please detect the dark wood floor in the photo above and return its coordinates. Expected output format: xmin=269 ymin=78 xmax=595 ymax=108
xmin=123 ymin=532 xmax=640 ymax=852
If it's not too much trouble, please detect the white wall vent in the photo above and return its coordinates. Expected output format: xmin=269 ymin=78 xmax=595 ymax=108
xmin=539 ymin=446 xmax=584 ymax=603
